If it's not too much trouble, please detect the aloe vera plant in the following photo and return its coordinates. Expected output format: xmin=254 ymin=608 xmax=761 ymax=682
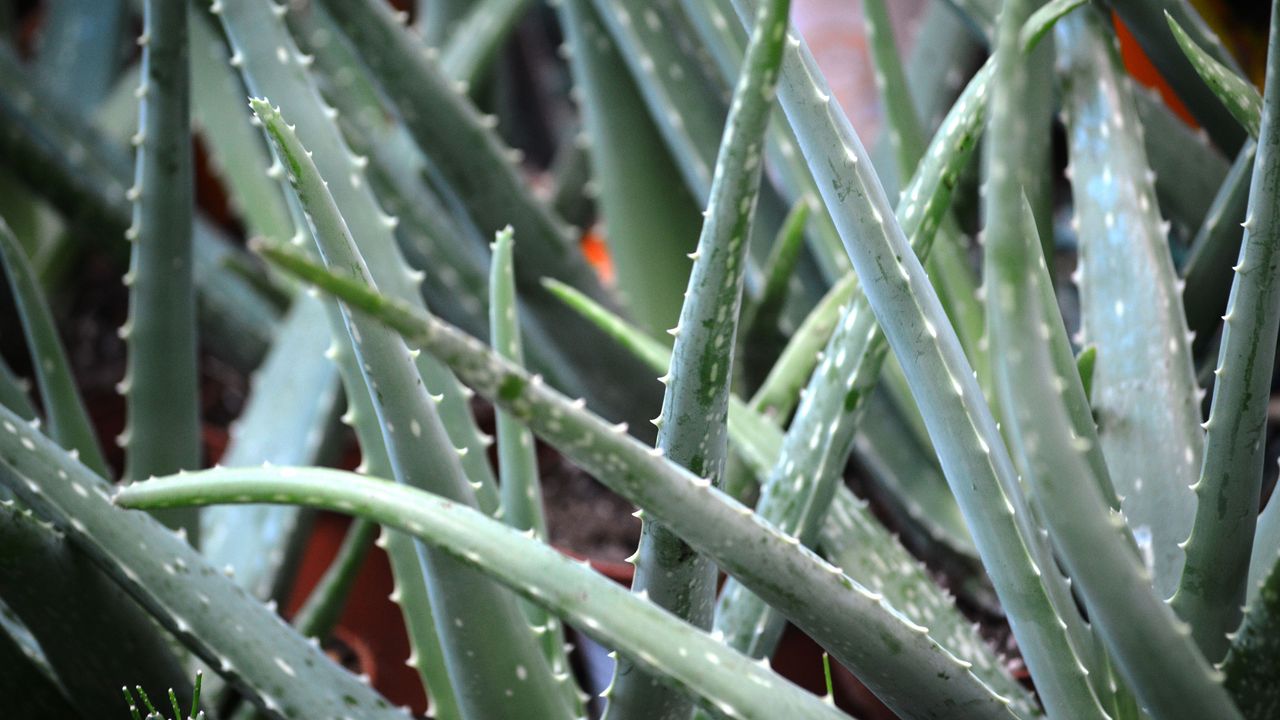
xmin=4 ymin=0 xmax=1280 ymax=718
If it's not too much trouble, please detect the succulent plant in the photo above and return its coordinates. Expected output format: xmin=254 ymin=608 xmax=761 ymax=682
xmin=1 ymin=0 xmax=1279 ymax=718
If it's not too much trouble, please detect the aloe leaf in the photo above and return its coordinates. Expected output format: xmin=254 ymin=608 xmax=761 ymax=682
xmin=0 ymin=497 xmax=192 ymax=716
xmin=282 ymin=2 xmax=500 ymax=364
xmin=290 ymin=517 xmax=375 ymax=637
xmin=558 ymin=0 xmax=702 ymax=335
xmin=190 ymin=6 xmax=293 ymax=245
xmin=260 ymin=239 xmax=1038 ymax=720
xmin=1183 ymin=143 xmax=1257 ymax=353
xmin=253 ymin=96 xmax=571 ymax=718
xmin=1222 ymin=547 xmax=1280 ymax=719
xmin=1250 ymin=490 xmax=1280 ymax=604
xmin=540 ymin=279 xmax=790 ymax=501
xmin=752 ymin=59 xmax=995 ymax=425
xmin=440 ymin=0 xmax=532 ymax=88
xmin=122 ymin=0 xmax=200 ymax=549
xmin=680 ymin=0 xmax=852 ymax=282
xmin=314 ymin=0 xmax=657 ymax=430
xmin=318 ymin=287 xmax=465 ymax=720
xmin=201 ymin=294 xmax=340 ymax=601
xmin=212 ymin=9 xmax=477 ymax=707
xmin=903 ymin=2 xmax=986 ymax=134
xmin=581 ymin=0 xmax=727 ymax=200
xmin=962 ymin=0 xmax=1056 ymax=249
xmin=282 ymin=1 xmax=497 ymax=359
xmin=1173 ymin=0 xmax=1280 ymax=662
xmin=0 ymin=408 xmax=405 ymax=719
xmin=723 ymin=0 xmax=1102 ymax=713
xmin=720 ymin=379 xmax=1029 ymax=712
xmin=492 ymin=228 xmax=549 ymax=542
xmin=1167 ymin=13 xmax=1262 ymax=138
xmin=377 ymin=529 xmax=463 ymax=720
xmin=711 ymin=43 xmax=991 ymax=667
xmin=0 ymin=218 xmax=108 ymax=477
xmin=213 ymin=0 xmax=501 ymax=513
xmin=602 ymin=0 xmax=789 ymax=714
xmin=0 ymin=51 xmax=278 ymax=372
xmin=860 ymin=0 xmax=987 ymax=387
xmin=1109 ymin=0 xmax=1248 ymax=153
xmin=0 ymin=47 xmax=131 ymax=232
xmin=987 ymin=180 xmax=1241 ymax=720
xmin=542 ymin=278 xmax=673 ymax=371
xmin=491 ymin=228 xmax=581 ymax=714
xmin=35 ymin=0 xmax=126 ymax=108
xmin=116 ymin=467 xmax=852 ymax=720
xmin=580 ymin=0 xmax=824 ymax=318
xmin=1020 ymin=0 xmax=1088 ymax=52
xmin=944 ymin=0 xmax=998 ymax=38
xmin=1058 ymin=6 xmax=1204 ymax=601
xmin=542 ymin=65 xmax=987 ymax=573
xmin=944 ymin=0 xmax=1231 ymax=242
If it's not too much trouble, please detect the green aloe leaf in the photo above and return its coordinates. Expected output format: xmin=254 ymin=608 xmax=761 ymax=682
xmin=202 ymin=294 xmax=341 ymax=602
xmin=0 ymin=616 xmax=76 ymax=719
xmin=0 ymin=218 xmax=108 ymax=477
xmin=214 ymin=0 xmax=502 ymax=512
xmin=258 ymin=238 xmax=1037 ymax=720
xmin=1058 ymin=5 xmax=1204 ymax=602
xmin=282 ymin=2 xmax=498 ymax=364
xmin=1223 ymin=549 xmax=1280 ymax=720
xmin=724 ymin=0 xmax=1099 ymax=714
xmin=1182 ymin=143 xmax=1256 ymax=353
xmin=491 ymin=228 xmax=583 ymax=714
xmin=315 ymin=0 xmax=656 ymax=429
xmin=579 ymin=0 xmax=825 ymax=321
xmin=1166 ymin=12 xmax=1262 ymax=138
xmin=602 ymin=0 xmax=790 ymax=713
xmin=0 ymin=407 xmax=405 ymax=719
xmin=1251 ymin=490 xmax=1280 ymax=606
xmin=741 ymin=198 xmax=811 ymax=347
xmin=985 ymin=184 xmax=1241 ymax=720
xmin=679 ymin=0 xmax=853 ymax=283
xmin=190 ymin=5 xmax=293 ymax=246
xmin=122 ymin=0 xmax=200 ymax=547
xmin=252 ymin=96 xmax=572 ymax=719
xmin=557 ymin=0 xmax=701 ymax=335
xmin=1109 ymin=0 xmax=1248 ymax=153
xmin=208 ymin=13 xmax=500 ymax=701
xmin=1020 ymin=0 xmax=1088 ymax=52
xmin=1173 ymin=0 xmax=1280 ymax=662
xmin=860 ymin=0 xmax=988 ymax=398
xmin=1134 ymin=87 xmax=1232 ymax=244
xmin=117 ymin=467 xmax=854 ymax=720
xmin=0 ymin=498 xmax=191 ymax=717
xmin=711 ymin=42 xmax=992 ymax=676
xmin=0 ymin=44 xmax=278 ymax=375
